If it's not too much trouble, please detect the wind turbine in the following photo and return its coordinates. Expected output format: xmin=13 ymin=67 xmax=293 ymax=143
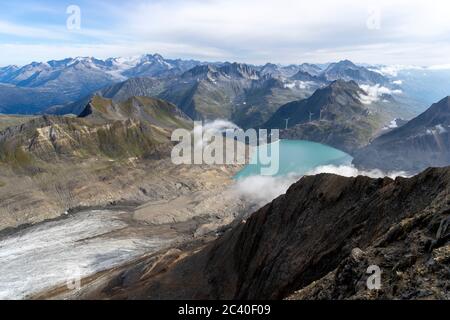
xmin=284 ymin=118 xmax=290 ymax=130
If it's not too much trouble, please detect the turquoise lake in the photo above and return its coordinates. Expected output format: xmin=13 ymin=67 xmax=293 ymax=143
xmin=235 ymin=140 xmax=353 ymax=179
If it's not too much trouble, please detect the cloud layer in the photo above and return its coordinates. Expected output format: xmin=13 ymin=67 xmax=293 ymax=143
xmin=3 ymin=0 xmax=450 ymax=65
xmin=359 ymin=84 xmax=403 ymax=104
xmin=233 ymin=164 xmax=408 ymax=207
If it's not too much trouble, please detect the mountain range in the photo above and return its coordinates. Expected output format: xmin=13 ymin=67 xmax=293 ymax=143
xmin=0 ymin=53 xmax=450 ymax=301
xmin=0 ymin=55 xmax=404 ymax=118
xmin=0 ymin=54 xmax=202 ymax=114
xmin=2 ymin=54 xmax=448 ymax=171
xmin=44 ymin=62 xmax=322 ymax=128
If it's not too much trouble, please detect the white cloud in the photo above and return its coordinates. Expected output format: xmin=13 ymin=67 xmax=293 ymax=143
xmin=382 ymin=118 xmax=400 ymax=130
xmin=0 ymin=20 xmax=67 ymax=40
xmin=116 ymin=0 xmax=450 ymax=65
xmin=232 ymin=163 xmax=409 ymax=207
xmin=371 ymin=65 xmax=423 ymax=77
xmin=359 ymin=84 xmax=402 ymax=104
xmin=283 ymin=81 xmax=313 ymax=89
xmin=4 ymin=1 xmax=450 ymax=65
xmin=202 ymin=119 xmax=241 ymax=134
xmin=192 ymin=119 xmax=242 ymax=149
xmin=427 ymin=64 xmax=450 ymax=70
xmin=426 ymin=124 xmax=448 ymax=135
xmin=233 ymin=174 xmax=299 ymax=206
xmin=305 ymin=164 xmax=409 ymax=179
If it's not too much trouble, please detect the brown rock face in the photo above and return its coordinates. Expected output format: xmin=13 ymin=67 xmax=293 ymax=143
xmin=97 ymin=167 xmax=449 ymax=300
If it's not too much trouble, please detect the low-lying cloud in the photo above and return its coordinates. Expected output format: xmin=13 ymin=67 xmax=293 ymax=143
xmin=233 ymin=165 xmax=409 ymax=208
xmin=192 ymin=119 xmax=241 ymax=148
xmin=233 ymin=174 xmax=300 ymax=207
xmin=193 ymin=119 xmax=240 ymax=136
xmin=359 ymin=84 xmax=403 ymax=104
xmin=306 ymin=164 xmax=409 ymax=179
xmin=426 ymin=124 xmax=448 ymax=135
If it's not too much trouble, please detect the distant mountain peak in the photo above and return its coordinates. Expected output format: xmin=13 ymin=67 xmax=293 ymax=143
xmin=328 ymin=79 xmax=360 ymax=90
xmin=219 ymin=62 xmax=260 ymax=79
xmin=337 ymin=59 xmax=356 ymax=66
xmin=321 ymin=60 xmax=387 ymax=84
xmin=263 ymin=62 xmax=278 ymax=68
xmin=181 ymin=64 xmax=218 ymax=79
xmin=432 ymin=96 xmax=450 ymax=109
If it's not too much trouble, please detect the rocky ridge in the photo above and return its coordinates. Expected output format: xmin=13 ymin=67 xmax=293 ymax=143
xmin=66 ymin=167 xmax=450 ymax=300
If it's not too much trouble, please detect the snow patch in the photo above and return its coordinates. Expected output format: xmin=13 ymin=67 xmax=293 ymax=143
xmin=283 ymin=80 xmax=312 ymax=89
xmin=382 ymin=119 xmax=400 ymax=130
xmin=426 ymin=124 xmax=448 ymax=135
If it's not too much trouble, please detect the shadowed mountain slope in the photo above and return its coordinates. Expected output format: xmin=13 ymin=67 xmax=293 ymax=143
xmin=76 ymin=167 xmax=450 ymax=300
xmin=353 ymin=96 xmax=450 ymax=173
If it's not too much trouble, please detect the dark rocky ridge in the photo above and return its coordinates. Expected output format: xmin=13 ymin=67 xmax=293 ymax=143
xmin=77 ymin=167 xmax=450 ymax=300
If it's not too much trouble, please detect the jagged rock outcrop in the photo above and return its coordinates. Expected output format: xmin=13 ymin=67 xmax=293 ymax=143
xmin=86 ymin=167 xmax=449 ymax=300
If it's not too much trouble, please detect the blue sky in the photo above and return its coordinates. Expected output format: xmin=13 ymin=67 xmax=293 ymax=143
xmin=1 ymin=0 xmax=450 ymax=66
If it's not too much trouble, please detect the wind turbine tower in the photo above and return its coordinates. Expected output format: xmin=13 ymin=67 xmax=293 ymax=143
xmin=284 ymin=118 xmax=290 ymax=130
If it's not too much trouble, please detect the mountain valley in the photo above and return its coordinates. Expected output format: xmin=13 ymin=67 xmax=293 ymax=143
xmin=0 ymin=54 xmax=449 ymax=301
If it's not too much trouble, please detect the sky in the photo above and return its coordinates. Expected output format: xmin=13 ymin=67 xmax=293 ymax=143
xmin=1 ymin=0 xmax=450 ymax=66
